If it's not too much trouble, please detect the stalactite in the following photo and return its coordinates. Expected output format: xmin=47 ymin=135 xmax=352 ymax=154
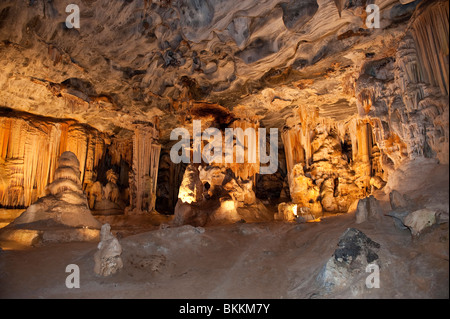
xmin=410 ymin=0 xmax=449 ymax=96
xmin=0 ymin=109 xmax=107 ymax=208
xmin=109 ymin=137 xmax=133 ymax=167
xmin=225 ymin=118 xmax=260 ymax=182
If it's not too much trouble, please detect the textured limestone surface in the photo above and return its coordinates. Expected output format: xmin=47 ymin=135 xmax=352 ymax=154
xmin=0 ymin=0 xmax=446 ymax=157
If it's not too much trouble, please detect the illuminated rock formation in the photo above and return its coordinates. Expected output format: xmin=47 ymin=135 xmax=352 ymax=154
xmin=355 ymin=195 xmax=383 ymax=224
xmin=281 ymin=108 xmax=383 ymax=214
xmin=0 ymin=151 xmax=102 ymax=245
xmin=173 ymin=163 xmax=262 ymax=226
xmin=355 ymin=0 xmax=449 ymax=166
xmin=223 ymin=118 xmax=261 ymax=182
xmin=0 ymin=108 xmax=107 ymax=208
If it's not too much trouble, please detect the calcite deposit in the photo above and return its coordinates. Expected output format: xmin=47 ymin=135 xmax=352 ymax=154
xmin=173 ymin=163 xmax=261 ymax=226
xmin=0 ymin=151 xmax=101 ymax=245
xmin=94 ymin=223 xmax=123 ymax=277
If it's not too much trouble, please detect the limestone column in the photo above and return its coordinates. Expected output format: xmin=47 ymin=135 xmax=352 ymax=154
xmin=130 ymin=121 xmax=161 ymax=213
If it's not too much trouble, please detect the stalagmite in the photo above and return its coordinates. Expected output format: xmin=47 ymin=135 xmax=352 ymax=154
xmin=94 ymin=223 xmax=123 ymax=277
xmin=0 ymin=109 xmax=107 ymax=208
xmin=0 ymin=151 xmax=102 ymax=245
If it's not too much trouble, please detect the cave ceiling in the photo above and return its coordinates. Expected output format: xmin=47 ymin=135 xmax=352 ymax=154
xmin=0 ymin=0 xmax=422 ymax=143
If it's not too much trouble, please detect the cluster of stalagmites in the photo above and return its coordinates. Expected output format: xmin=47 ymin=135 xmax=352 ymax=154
xmin=86 ymin=169 xmax=125 ymax=215
xmin=277 ymin=113 xmax=386 ymax=222
xmin=173 ymin=164 xmax=268 ymax=227
xmin=272 ymin=0 xmax=448 ymax=225
xmin=0 ymin=151 xmax=102 ymax=245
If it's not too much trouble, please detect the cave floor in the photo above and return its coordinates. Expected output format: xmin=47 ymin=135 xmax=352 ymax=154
xmin=0 ymin=210 xmax=448 ymax=299
xmin=0 ymin=159 xmax=448 ymax=299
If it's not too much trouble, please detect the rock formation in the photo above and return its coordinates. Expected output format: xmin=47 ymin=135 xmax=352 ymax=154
xmin=94 ymin=223 xmax=123 ymax=277
xmin=275 ymin=203 xmax=318 ymax=223
xmin=86 ymin=169 xmax=125 ymax=215
xmin=355 ymin=195 xmax=383 ymax=224
xmin=403 ymin=209 xmax=438 ymax=237
xmin=173 ymin=163 xmax=264 ymax=226
xmin=0 ymin=151 xmax=102 ymax=245
xmin=317 ymin=228 xmax=381 ymax=293
xmin=128 ymin=122 xmax=161 ymax=214
xmin=0 ymin=109 xmax=107 ymax=208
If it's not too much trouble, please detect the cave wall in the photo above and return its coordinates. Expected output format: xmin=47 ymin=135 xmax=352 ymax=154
xmin=0 ymin=108 xmax=162 ymax=214
xmin=0 ymin=0 xmax=447 ymax=219
xmin=355 ymin=0 xmax=449 ymax=165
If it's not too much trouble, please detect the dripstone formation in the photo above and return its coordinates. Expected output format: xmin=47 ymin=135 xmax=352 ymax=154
xmin=0 ymin=151 xmax=102 ymax=245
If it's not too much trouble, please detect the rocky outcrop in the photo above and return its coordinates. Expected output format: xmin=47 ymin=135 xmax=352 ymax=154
xmin=388 ymin=207 xmax=440 ymax=237
xmin=355 ymin=195 xmax=383 ymax=224
xmin=403 ymin=209 xmax=437 ymax=237
xmin=317 ymin=228 xmax=381 ymax=293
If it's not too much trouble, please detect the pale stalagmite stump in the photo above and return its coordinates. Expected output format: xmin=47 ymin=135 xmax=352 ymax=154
xmin=94 ymin=223 xmax=123 ymax=277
